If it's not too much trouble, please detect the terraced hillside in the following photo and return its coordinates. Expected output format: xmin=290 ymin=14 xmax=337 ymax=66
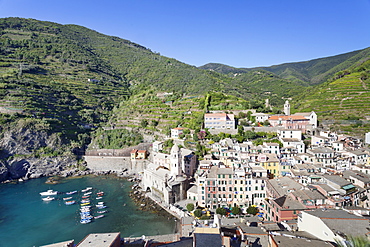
xmin=110 ymin=90 xmax=252 ymax=136
xmin=293 ymin=64 xmax=370 ymax=137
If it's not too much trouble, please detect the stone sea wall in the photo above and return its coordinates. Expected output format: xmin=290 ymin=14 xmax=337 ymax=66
xmin=83 ymin=155 xmax=149 ymax=175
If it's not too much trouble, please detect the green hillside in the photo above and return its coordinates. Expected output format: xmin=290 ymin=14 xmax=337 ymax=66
xmin=0 ymin=17 xmax=369 ymax=149
xmin=292 ymin=59 xmax=370 ymax=137
xmin=200 ymin=48 xmax=370 ymax=86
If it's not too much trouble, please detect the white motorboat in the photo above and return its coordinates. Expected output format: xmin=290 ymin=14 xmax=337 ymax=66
xmin=42 ymin=196 xmax=55 ymax=201
xmin=40 ymin=190 xmax=58 ymax=196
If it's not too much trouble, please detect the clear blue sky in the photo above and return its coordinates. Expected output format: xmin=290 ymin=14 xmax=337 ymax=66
xmin=1 ymin=0 xmax=370 ymax=68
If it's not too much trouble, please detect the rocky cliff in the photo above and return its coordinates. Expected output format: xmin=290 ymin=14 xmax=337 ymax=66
xmin=0 ymin=119 xmax=78 ymax=182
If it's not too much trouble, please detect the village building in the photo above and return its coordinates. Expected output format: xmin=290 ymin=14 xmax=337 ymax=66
xmin=171 ymin=127 xmax=184 ymax=139
xmin=204 ymin=113 xmax=236 ymax=129
xmin=142 ymin=144 xmax=190 ymax=205
xmin=298 ymin=209 xmax=370 ymax=244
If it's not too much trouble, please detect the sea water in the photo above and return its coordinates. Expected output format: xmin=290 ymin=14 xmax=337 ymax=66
xmin=0 ymin=176 xmax=175 ymax=247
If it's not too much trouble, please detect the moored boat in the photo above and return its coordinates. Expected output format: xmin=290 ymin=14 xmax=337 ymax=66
xmin=80 ymin=218 xmax=92 ymax=224
xmin=63 ymin=197 xmax=73 ymax=201
xmin=42 ymin=196 xmax=55 ymax=201
xmin=83 ymin=192 xmax=92 ymax=196
xmin=97 ymin=210 xmax=107 ymax=214
xmin=64 ymin=200 xmax=75 ymax=205
xmin=81 ymin=202 xmax=90 ymax=206
xmin=66 ymin=190 xmax=77 ymax=195
xmin=81 ymin=187 xmax=92 ymax=192
xmin=94 ymin=215 xmax=105 ymax=219
xmin=40 ymin=190 xmax=58 ymax=196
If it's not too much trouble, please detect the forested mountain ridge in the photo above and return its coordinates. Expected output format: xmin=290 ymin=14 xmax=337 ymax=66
xmin=200 ymin=47 xmax=370 ymax=86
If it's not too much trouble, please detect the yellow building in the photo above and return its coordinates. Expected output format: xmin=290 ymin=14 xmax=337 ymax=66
xmin=257 ymin=153 xmax=280 ymax=178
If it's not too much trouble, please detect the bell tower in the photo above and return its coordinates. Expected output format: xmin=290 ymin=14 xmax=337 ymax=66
xmin=284 ymin=100 xmax=290 ymax=116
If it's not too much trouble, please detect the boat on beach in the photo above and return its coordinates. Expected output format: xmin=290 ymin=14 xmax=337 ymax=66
xmin=40 ymin=190 xmax=58 ymax=196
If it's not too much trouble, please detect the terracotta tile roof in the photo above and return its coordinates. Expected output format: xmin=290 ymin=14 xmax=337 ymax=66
xmin=269 ymin=115 xmax=307 ymax=121
xmin=205 ymin=113 xmax=227 ymax=117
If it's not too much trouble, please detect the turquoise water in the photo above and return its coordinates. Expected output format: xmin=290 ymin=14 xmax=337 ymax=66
xmin=0 ymin=176 xmax=175 ymax=247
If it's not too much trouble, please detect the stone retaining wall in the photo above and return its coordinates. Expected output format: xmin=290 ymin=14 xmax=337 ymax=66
xmin=83 ymin=156 xmax=149 ymax=174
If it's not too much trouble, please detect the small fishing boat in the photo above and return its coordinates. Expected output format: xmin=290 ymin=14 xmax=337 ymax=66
xmin=96 ymin=191 xmax=104 ymax=195
xmin=97 ymin=210 xmax=107 ymax=214
xmin=96 ymin=205 xmax=107 ymax=209
xmin=64 ymin=200 xmax=75 ymax=205
xmin=94 ymin=215 xmax=105 ymax=219
xmin=97 ymin=202 xmax=104 ymax=205
xmin=81 ymin=202 xmax=90 ymax=206
xmin=96 ymin=196 xmax=102 ymax=200
xmin=40 ymin=190 xmax=58 ymax=196
xmin=81 ymin=199 xmax=90 ymax=204
xmin=66 ymin=190 xmax=77 ymax=195
xmin=81 ymin=187 xmax=92 ymax=192
xmin=80 ymin=218 xmax=92 ymax=224
xmin=82 ymin=195 xmax=90 ymax=199
xmin=83 ymin=192 xmax=92 ymax=196
xmin=42 ymin=196 xmax=55 ymax=201
xmin=63 ymin=197 xmax=73 ymax=201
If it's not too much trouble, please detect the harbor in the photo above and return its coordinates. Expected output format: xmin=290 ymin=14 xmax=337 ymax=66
xmin=0 ymin=175 xmax=176 ymax=247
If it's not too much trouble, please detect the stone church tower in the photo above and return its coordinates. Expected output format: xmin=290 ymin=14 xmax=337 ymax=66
xmin=170 ymin=144 xmax=182 ymax=176
xmin=284 ymin=100 xmax=290 ymax=115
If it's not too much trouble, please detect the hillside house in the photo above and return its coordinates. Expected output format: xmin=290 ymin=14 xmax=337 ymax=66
xmin=204 ymin=113 xmax=236 ymax=129
xmin=171 ymin=127 xmax=184 ymax=139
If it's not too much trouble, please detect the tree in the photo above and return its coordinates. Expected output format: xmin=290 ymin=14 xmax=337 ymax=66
xmin=186 ymin=203 xmax=194 ymax=212
xmin=336 ymin=235 xmax=370 ymax=247
xmin=246 ymin=206 xmax=259 ymax=215
xmin=151 ymin=119 xmax=159 ymax=126
xmin=231 ymin=206 xmax=241 ymax=215
xmin=216 ymin=207 xmax=227 ymax=216
xmin=140 ymin=119 xmax=148 ymax=128
xmin=193 ymin=209 xmax=202 ymax=218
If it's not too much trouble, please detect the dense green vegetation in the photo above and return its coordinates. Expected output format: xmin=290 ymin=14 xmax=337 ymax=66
xmin=200 ymin=47 xmax=370 ymax=86
xmin=292 ymin=58 xmax=370 ymax=137
xmin=90 ymin=128 xmax=143 ymax=149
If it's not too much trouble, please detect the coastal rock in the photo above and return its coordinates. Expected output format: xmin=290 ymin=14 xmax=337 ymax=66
xmin=0 ymin=120 xmax=79 ymax=182
xmin=0 ymin=161 xmax=9 ymax=181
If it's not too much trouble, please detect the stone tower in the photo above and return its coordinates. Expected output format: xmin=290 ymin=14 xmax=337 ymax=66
xmin=284 ymin=100 xmax=290 ymax=116
xmin=170 ymin=144 xmax=182 ymax=176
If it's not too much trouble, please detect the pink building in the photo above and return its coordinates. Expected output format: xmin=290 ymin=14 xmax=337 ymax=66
xmin=268 ymin=115 xmax=310 ymax=133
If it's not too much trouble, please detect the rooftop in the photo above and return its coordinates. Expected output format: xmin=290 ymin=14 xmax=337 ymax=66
xmin=77 ymin=232 xmax=120 ymax=247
